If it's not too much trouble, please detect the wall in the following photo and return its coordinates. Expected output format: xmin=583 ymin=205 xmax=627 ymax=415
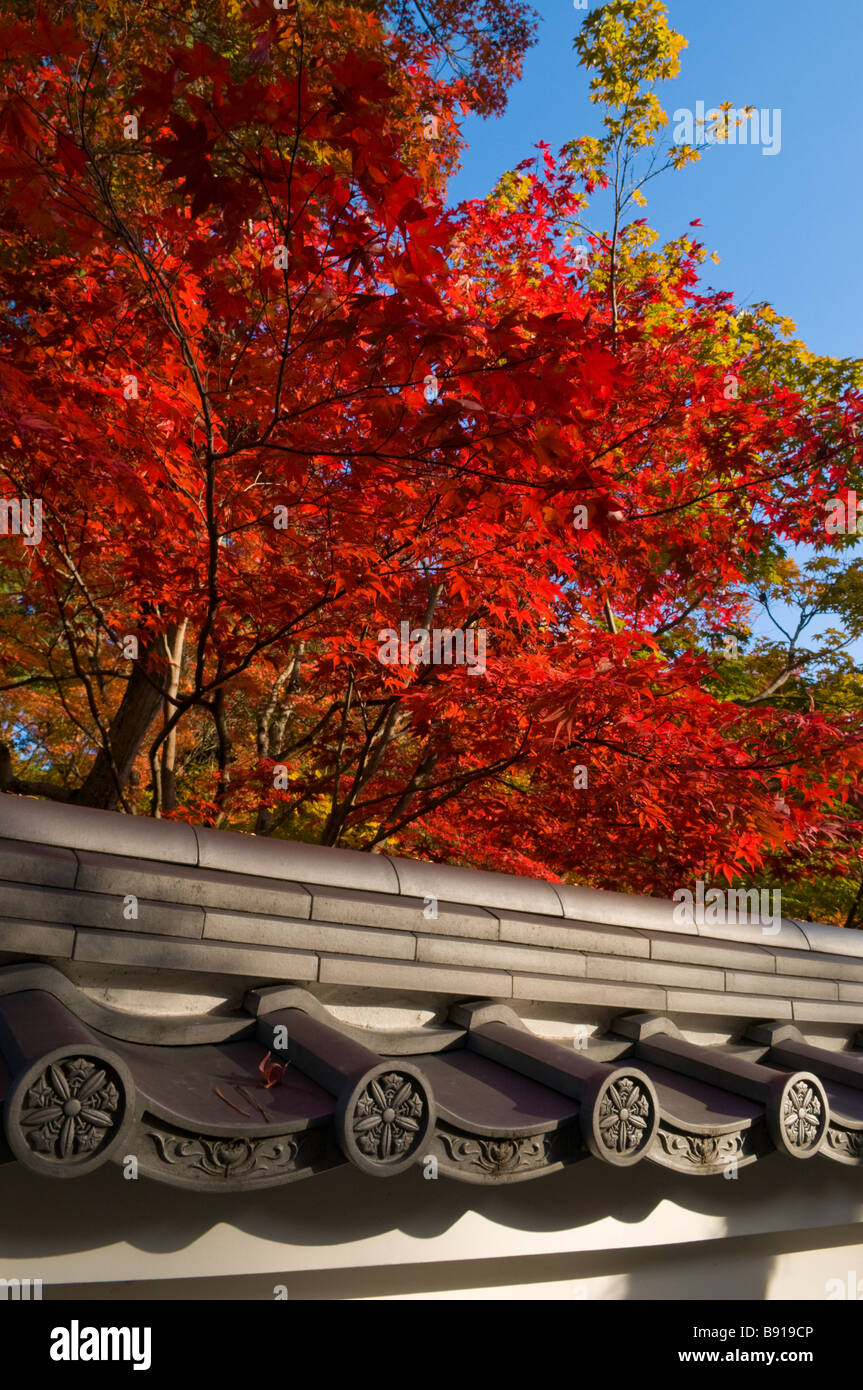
xmin=2 ymin=1150 xmax=862 ymax=1300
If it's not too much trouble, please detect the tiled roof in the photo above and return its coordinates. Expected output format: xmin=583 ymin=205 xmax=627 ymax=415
xmin=1 ymin=797 xmax=862 ymax=1188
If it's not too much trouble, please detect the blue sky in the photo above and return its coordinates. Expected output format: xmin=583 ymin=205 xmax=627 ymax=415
xmin=447 ymin=0 xmax=863 ymax=659
xmin=448 ymin=0 xmax=862 ymax=361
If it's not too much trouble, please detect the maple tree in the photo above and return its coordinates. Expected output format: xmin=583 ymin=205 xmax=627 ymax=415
xmin=0 ymin=0 xmax=861 ymax=918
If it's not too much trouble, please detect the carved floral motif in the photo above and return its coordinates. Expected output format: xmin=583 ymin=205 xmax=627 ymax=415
xmin=597 ymin=1076 xmax=652 ymax=1155
xmin=19 ymin=1057 xmax=122 ymax=1160
xmin=782 ymin=1081 xmax=823 ymax=1151
xmin=657 ymin=1128 xmax=745 ymax=1168
xmin=825 ymin=1126 xmax=863 ymax=1161
xmin=352 ymin=1072 xmax=426 ymax=1164
xmin=439 ymin=1130 xmax=550 ymax=1177
xmin=148 ymin=1126 xmax=321 ymax=1180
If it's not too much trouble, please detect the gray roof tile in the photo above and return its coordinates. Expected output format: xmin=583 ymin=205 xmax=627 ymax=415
xmin=553 ymin=882 xmax=684 ymax=932
xmin=318 ymin=953 xmax=512 ymax=997
xmin=512 ymin=974 xmax=666 ymax=1009
xmin=72 ymin=927 xmax=319 ymax=981
xmin=195 ymin=826 xmax=399 ymax=893
xmin=498 ymin=910 xmax=649 ymax=958
xmin=794 ymin=920 xmax=863 ymax=959
xmin=792 ymin=998 xmax=863 ymax=1024
xmin=666 ymin=988 xmax=793 ymax=1018
xmin=203 ymin=909 xmax=415 ymax=960
xmin=3 ymin=974 xmax=863 ymax=1190
xmin=5 ymin=800 xmax=863 ymax=1029
xmin=772 ymin=947 xmax=863 ymax=982
xmin=838 ymin=982 xmax=863 ymax=1003
xmin=76 ymin=850 xmax=312 ymax=918
xmin=0 ymin=882 xmax=204 ymax=938
xmin=385 ymin=855 xmax=563 ymax=915
xmin=0 ymin=797 xmax=197 ymax=863
xmin=648 ymin=932 xmax=776 ymax=972
xmin=0 ymin=919 xmax=77 ymax=957
xmin=694 ymin=916 xmax=808 ymax=951
xmin=306 ymin=884 xmax=497 ymax=939
xmin=416 ymin=933 xmax=587 ymax=977
xmin=725 ymin=970 xmax=837 ymax=1001
xmin=0 ymin=838 xmax=78 ymax=889
xmin=585 ymin=954 xmax=724 ymax=991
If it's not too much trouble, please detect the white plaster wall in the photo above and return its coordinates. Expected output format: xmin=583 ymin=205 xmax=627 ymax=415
xmin=2 ymin=1151 xmax=863 ymax=1300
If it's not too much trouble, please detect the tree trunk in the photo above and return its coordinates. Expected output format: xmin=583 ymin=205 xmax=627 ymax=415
xmin=73 ymin=627 xmax=178 ymax=811
xmin=159 ymin=620 xmax=187 ymax=814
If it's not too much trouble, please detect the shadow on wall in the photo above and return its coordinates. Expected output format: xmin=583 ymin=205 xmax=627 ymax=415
xmin=2 ymin=1149 xmax=863 ymax=1298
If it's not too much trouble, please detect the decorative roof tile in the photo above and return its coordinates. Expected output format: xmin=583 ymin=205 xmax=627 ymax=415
xmin=2 ymin=799 xmax=863 ymax=1189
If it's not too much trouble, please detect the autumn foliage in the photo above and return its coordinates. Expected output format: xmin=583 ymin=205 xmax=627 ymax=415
xmin=0 ymin=0 xmax=861 ymax=914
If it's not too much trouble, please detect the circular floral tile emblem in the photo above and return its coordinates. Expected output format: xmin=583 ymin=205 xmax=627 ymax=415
xmin=337 ymin=1064 xmax=434 ymax=1175
xmin=4 ymin=1048 xmax=134 ymax=1177
xmin=598 ymin=1075 xmax=654 ymax=1156
xmin=781 ymin=1077 xmax=827 ymax=1155
xmin=20 ymin=1057 xmax=123 ymax=1161
xmin=583 ymin=1068 xmax=658 ymax=1166
xmin=353 ymin=1071 xmax=426 ymax=1161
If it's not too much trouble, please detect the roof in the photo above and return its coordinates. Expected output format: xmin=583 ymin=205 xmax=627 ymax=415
xmin=1 ymin=796 xmax=862 ymax=1189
